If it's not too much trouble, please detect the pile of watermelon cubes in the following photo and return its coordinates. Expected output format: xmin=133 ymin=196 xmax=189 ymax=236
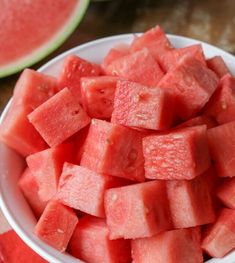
xmin=1 ymin=25 xmax=235 ymax=263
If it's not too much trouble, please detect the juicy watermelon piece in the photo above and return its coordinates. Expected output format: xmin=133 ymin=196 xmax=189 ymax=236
xmin=18 ymin=168 xmax=47 ymax=218
xmin=104 ymin=48 xmax=164 ymax=86
xmin=26 ymin=143 xmax=74 ymax=202
xmin=166 ymin=175 xmax=215 ymax=228
xmin=201 ymin=208 xmax=235 ymax=258
xmin=217 ymin=177 xmax=235 ymax=209
xmin=143 ymin=125 xmax=210 ymax=180
xmin=58 ymin=55 xmax=101 ymax=100
xmin=204 ymin=74 xmax=235 ymax=124
xmin=56 ymin=163 xmax=127 ymax=217
xmin=207 ymin=121 xmax=235 ymax=177
xmin=80 ymin=119 xmax=145 ymax=182
xmin=35 ymin=201 xmax=78 ymax=252
xmin=69 ymin=216 xmax=131 ymax=263
xmin=0 ymin=230 xmax=47 ymax=263
xmin=207 ymin=56 xmax=230 ymax=78
xmin=81 ymin=76 xmax=118 ymax=119
xmin=28 ymin=88 xmax=90 ymax=147
xmin=131 ymin=228 xmax=203 ymax=263
xmin=111 ymin=80 xmax=175 ymax=130
xmin=104 ymin=181 xmax=171 ymax=239
xmin=175 ymin=115 xmax=217 ymax=129
xmin=158 ymin=56 xmax=219 ymax=120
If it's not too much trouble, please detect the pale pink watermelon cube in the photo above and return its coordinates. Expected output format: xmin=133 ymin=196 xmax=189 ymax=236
xmin=28 ymin=88 xmax=90 ymax=147
xmin=217 ymin=177 xmax=235 ymax=209
xmin=69 ymin=216 xmax=131 ymax=263
xmin=35 ymin=201 xmax=78 ymax=252
xmin=207 ymin=56 xmax=230 ymax=78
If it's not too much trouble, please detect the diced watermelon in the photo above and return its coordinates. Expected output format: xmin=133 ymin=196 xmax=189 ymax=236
xmin=104 ymin=48 xmax=164 ymax=86
xmin=18 ymin=168 xmax=47 ymax=218
xmin=204 ymin=74 xmax=235 ymax=124
xmin=111 ymin=80 xmax=175 ymax=130
xmin=175 ymin=115 xmax=217 ymax=129
xmin=207 ymin=121 xmax=235 ymax=177
xmin=217 ymin=178 xmax=235 ymax=209
xmin=28 ymin=88 xmax=90 ymax=147
xmin=143 ymin=125 xmax=210 ymax=180
xmin=158 ymin=56 xmax=219 ymax=120
xmin=207 ymin=56 xmax=230 ymax=78
xmin=35 ymin=201 xmax=78 ymax=252
xmin=104 ymin=181 xmax=171 ymax=239
xmin=0 ymin=230 xmax=47 ymax=263
xmin=81 ymin=76 xmax=118 ymax=119
xmin=26 ymin=143 xmax=74 ymax=202
xmin=80 ymin=119 xmax=145 ymax=182
xmin=201 ymin=208 xmax=235 ymax=258
xmin=69 ymin=216 xmax=131 ymax=263
xmin=58 ymin=55 xmax=101 ymax=101
xmin=131 ymin=228 xmax=203 ymax=263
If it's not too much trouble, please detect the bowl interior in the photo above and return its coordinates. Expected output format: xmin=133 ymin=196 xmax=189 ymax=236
xmin=1 ymin=34 xmax=235 ymax=263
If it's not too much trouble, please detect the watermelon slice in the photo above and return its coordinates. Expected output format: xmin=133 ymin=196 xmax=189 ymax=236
xmin=217 ymin=177 xmax=235 ymax=209
xmin=175 ymin=115 xmax=217 ymax=129
xmin=206 ymin=56 xmax=231 ymax=78
xmin=0 ymin=0 xmax=89 ymax=77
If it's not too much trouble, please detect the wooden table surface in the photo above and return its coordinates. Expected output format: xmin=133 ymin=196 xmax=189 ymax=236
xmin=1 ymin=0 xmax=235 ymax=113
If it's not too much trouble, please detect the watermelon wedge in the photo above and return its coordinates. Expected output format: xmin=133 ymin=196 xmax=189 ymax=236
xmin=0 ymin=0 xmax=89 ymax=78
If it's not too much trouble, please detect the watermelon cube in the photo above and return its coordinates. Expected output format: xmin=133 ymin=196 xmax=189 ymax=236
xmin=131 ymin=228 xmax=203 ymax=263
xmin=201 ymin=208 xmax=235 ymax=258
xmin=104 ymin=181 xmax=171 ymax=239
xmin=35 ymin=201 xmax=78 ymax=252
xmin=175 ymin=115 xmax=217 ymax=129
xmin=0 ymin=230 xmax=47 ymax=263
xmin=58 ymin=55 xmax=101 ymax=100
xmin=217 ymin=178 xmax=235 ymax=209
xmin=207 ymin=56 xmax=230 ymax=78
xmin=80 ymin=119 xmax=145 ymax=182
xmin=26 ymin=143 xmax=74 ymax=202
xmin=28 ymin=88 xmax=90 ymax=147
xmin=143 ymin=125 xmax=210 ymax=180
xmin=111 ymin=80 xmax=175 ymax=130
xmin=207 ymin=121 xmax=235 ymax=177
xmin=56 ymin=163 xmax=127 ymax=217
xmin=18 ymin=168 xmax=47 ymax=218
xmin=158 ymin=56 xmax=219 ymax=120
xmin=81 ymin=76 xmax=118 ymax=119
xmin=104 ymin=48 xmax=164 ymax=86
xmin=204 ymin=74 xmax=235 ymax=124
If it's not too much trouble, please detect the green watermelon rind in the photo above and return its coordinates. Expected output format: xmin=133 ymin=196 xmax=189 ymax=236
xmin=0 ymin=0 xmax=90 ymax=78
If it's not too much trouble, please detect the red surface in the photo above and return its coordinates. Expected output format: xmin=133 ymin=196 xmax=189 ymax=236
xmin=175 ymin=115 xmax=217 ymax=129
xmin=207 ymin=56 xmax=230 ymax=78
xmin=217 ymin=177 xmax=235 ymax=209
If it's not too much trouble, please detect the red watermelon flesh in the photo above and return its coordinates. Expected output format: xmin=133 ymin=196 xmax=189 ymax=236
xmin=81 ymin=76 xmax=118 ymax=119
xmin=204 ymin=74 xmax=235 ymax=124
xmin=175 ymin=115 xmax=217 ymax=129
xmin=35 ymin=201 xmax=78 ymax=252
xmin=158 ymin=56 xmax=219 ymax=120
xmin=207 ymin=56 xmax=231 ymax=78
xmin=131 ymin=228 xmax=203 ymax=263
xmin=28 ymin=88 xmax=90 ymax=147
xmin=18 ymin=168 xmax=47 ymax=218
xmin=0 ymin=230 xmax=47 ymax=263
xmin=58 ymin=55 xmax=101 ymax=101
xmin=217 ymin=177 xmax=235 ymax=209
xmin=111 ymin=80 xmax=175 ymax=130
xmin=105 ymin=181 xmax=171 ymax=240
xmin=26 ymin=143 xmax=74 ymax=202
xmin=201 ymin=208 xmax=235 ymax=258
xmin=69 ymin=216 xmax=131 ymax=263
xmin=143 ymin=125 xmax=210 ymax=180
xmin=104 ymin=48 xmax=164 ymax=86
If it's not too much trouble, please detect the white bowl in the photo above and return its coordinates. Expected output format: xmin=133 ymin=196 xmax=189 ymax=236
xmin=1 ymin=34 xmax=235 ymax=263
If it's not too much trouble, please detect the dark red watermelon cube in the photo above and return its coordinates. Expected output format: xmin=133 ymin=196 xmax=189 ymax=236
xmin=204 ymin=74 xmax=235 ymax=124
xmin=202 ymin=208 xmax=235 ymax=258
xmin=80 ymin=119 xmax=145 ymax=182
xmin=131 ymin=228 xmax=203 ymax=263
xmin=207 ymin=56 xmax=230 ymax=78
xmin=35 ymin=201 xmax=78 ymax=252
xmin=81 ymin=76 xmax=118 ymax=119
xmin=104 ymin=48 xmax=164 ymax=86
xmin=104 ymin=181 xmax=171 ymax=239
xmin=207 ymin=121 xmax=235 ymax=177
xmin=111 ymin=80 xmax=175 ymax=130
xmin=28 ymin=88 xmax=90 ymax=147
xmin=158 ymin=56 xmax=219 ymax=120
xmin=175 ymin=115 xmax=217 ymax=129
xmin=217 ymin=177 xmax=235 ymax=209
xmin=143 ymin=125 xmax=210 ymax=180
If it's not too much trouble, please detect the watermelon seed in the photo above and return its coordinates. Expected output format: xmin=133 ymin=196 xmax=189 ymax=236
xmin=57 ymin=229 xmax=64 ymax=234
xmin=221 ymin=102 xmax=227 ymax=110
xmin=72 ymin=110 xmax=80 ymax=116
xmin=111 ymin=194 xmax=118 ymax=201
xmin=106 ymin=139 xmax=113 ymax=145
